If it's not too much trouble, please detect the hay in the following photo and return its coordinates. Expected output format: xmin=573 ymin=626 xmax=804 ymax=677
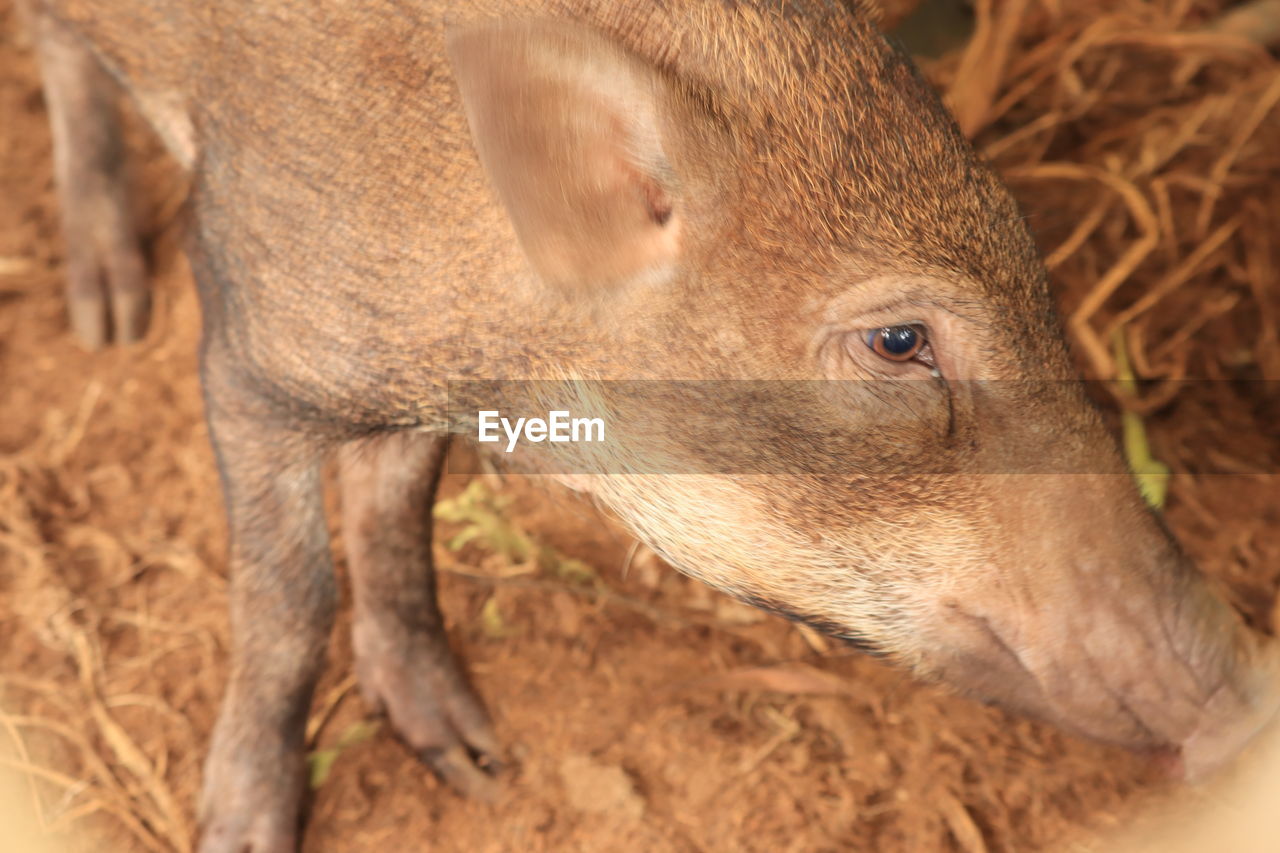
xmin=933 ymin=0 xmax=1280 ymax=398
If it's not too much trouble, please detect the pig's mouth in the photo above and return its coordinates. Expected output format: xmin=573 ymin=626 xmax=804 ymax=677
xmin=741 ymin=592 xmax=892 ymax=659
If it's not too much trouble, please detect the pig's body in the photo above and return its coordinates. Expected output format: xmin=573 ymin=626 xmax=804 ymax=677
xmin=48 ymin=0 xmax=592 ymax=401
xmin=22 ymin=1 xmax=1280 ymax=851
xmin=40 ymin=1 xmax=1023 ymax=409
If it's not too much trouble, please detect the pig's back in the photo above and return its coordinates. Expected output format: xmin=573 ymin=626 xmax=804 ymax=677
xmin=40 ymin=0 xmax=904 ymax=418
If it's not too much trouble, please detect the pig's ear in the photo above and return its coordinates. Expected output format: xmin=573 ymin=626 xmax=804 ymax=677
xmin=446 ymin=20 xmax=681 ymax=293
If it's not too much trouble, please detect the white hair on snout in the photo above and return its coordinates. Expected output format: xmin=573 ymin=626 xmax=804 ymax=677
xmin=587 ymin=473 xmax=988 ymax=664
xmin=524 ymin=379 xmax=990 ymax=660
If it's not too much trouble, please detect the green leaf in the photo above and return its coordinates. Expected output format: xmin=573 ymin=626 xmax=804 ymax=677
xmin=480 ymin=595 xmax=507 ymax=638
xmin=435 ymin=478 xmax=601 ymax=585
xmin=1113 ymin=330 xmax=1170 ymax=510
xmin=543 ymin=550 xmax=597 ymax=584
xmin=307 ymin=719 xmax=381 ymax=789
xmin=434 ymin=480 xmax=535 ymax=562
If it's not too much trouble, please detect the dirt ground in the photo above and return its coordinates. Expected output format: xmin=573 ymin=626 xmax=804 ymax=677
xmin=2 ymin=1 xmax=1280 ymax=852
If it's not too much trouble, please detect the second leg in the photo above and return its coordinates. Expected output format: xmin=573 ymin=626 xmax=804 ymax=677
xmin=339 ymin=432 xmax=501 ymax=798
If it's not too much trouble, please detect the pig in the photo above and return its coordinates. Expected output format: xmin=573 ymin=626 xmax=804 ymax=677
xmin=20 ymin=0 xmax=1280 ymax=850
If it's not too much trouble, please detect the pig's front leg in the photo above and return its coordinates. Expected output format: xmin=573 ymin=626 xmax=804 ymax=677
xmin=197 ymin=377 xmax=336 ymax=853
xmin=29 ymin=8 xmax=149 ymax=349
xmin=338 ymin=433 xmax=501 ymax=798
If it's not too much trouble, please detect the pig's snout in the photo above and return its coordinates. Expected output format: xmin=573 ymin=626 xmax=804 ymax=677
xmin=927 ymin=576 xmax=1280 ymax=783
xmin=907 ymin=472 xmax=1280 ymax=781
xmin=1177 ymin=637 xmax=1280 ymax=782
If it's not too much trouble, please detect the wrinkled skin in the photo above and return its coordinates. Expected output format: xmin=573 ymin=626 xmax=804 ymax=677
xmin=22 ymin=0 xmax=1280 ymax=851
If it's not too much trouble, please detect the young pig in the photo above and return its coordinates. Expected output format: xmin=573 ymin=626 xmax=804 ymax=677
xmin=22 ymin=1 xmax=1280 ymax=850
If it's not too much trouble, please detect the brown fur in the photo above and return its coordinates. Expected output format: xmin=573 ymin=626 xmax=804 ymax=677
xmin=22 ymin=2 xmax=1280 ymax=851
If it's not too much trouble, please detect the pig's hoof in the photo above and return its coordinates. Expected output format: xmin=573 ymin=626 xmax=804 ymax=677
xmin=355 ymin=623 xmax=503 ymax=800
xmin=64 ymin=240 xmax=149 ymax=350
xmin=109 ymin=285 xmax=151 ymax=344
xmin=67 ymin=292 xmax=109 ymax=352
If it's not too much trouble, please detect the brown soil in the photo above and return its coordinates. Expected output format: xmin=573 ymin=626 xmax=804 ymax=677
xmin=2 ymin=1 xmax=1279 ymax=852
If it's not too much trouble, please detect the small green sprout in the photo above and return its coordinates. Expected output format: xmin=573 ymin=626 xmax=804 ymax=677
xmin=1113 ymin=329 xmax=1171 ymax=510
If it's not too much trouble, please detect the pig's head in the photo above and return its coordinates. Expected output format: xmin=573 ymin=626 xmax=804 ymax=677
xmin=446 ymin=4 xmax=1280 ymax=778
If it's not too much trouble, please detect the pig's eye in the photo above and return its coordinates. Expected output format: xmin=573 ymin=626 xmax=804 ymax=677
xmin=865 ymin=325 xmax=929 ymax=363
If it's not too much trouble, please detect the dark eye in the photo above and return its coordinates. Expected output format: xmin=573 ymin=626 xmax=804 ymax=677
xmin=865 ymin=325 xmax=928 ymax=362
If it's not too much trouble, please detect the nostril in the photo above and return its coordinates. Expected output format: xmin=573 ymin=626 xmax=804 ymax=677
xmin=1146 ymin=745 xmax=1186 ymax=781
